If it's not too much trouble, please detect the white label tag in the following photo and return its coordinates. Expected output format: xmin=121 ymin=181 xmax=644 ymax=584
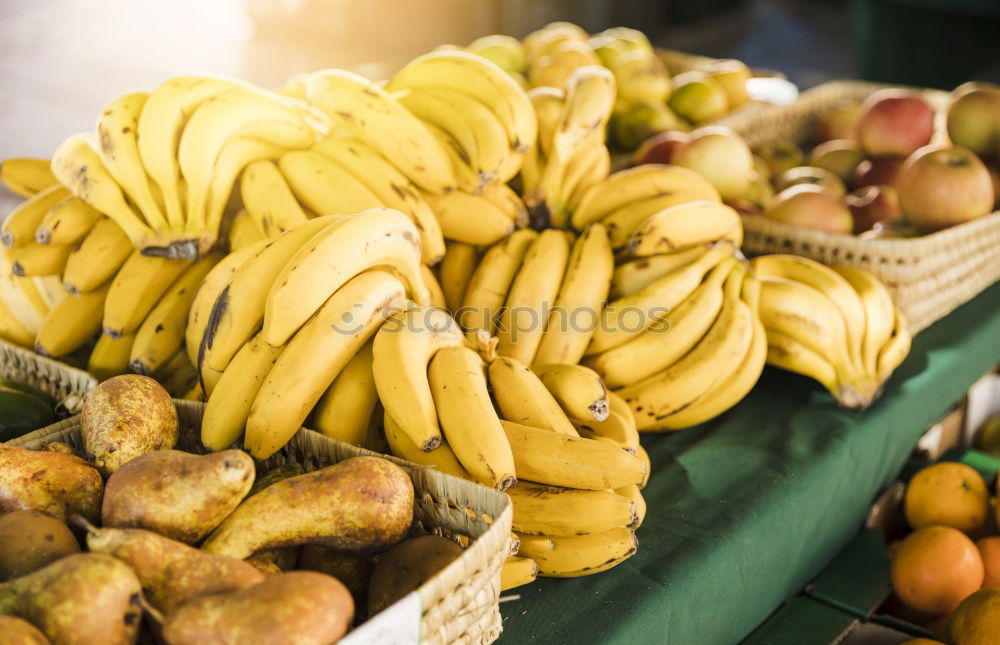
xmin=341 ymin=591 xmax=421 ymax=645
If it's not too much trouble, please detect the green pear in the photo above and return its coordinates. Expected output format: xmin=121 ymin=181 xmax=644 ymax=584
xmin=0 ymin=553 xmax=142 ymax=645
xmin=102 ymin=449 xmax=254 ymax=544
xmin=0 ymin=511 xmax=79 ymax=581
xmin=0 ymin=443 xmax=103 ymax=522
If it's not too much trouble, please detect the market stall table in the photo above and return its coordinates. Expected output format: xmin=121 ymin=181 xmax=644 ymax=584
xmin=500 ymin=280 xmax=1000 ymax=644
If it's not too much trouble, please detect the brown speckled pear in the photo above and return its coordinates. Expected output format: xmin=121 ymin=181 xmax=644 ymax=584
xmin=0 ymin=616 xmax=50 ymax=644
xmin=84 ymin=523 xmax=265 ymax=614
xmin=0 ymin=444 xmax=103 ymax=522
xmin=202 ymin=457 xmax=414 ymax=559
xmin=80 ymin=374 xmax=177 ymax=476
xmin=0 ymin=553 xmax=142 ymax=645
xmin=101 ymin=449 xmax=254 ymax=544
xmin=298 ymin=544 xmax=375 ymax=608
xmin=162 ymin=572 xmax=353 ymax=645
xmin=368 ymin=535 xmax=464 ymax=616
xmin=0 ymin=511 xmax=79 ymax=581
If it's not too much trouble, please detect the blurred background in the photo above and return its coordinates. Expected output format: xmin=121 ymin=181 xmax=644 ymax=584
xmin=2 ymin=0 xmax=998 ymax=157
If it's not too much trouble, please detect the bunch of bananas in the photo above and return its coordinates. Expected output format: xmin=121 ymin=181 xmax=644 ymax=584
xmin=366 ymin=314 xmax=646 ymax=582
xmin=751 ymin=254 xmax=911 ymax=410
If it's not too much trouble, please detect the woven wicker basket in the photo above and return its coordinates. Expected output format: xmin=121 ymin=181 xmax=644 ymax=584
xmin=718 ymin=80 xmax=1000 ymax=333
xmin=9 ymin=400 xmax=512 ymax=645
xmin=0 ymin=338 xmax=96 ymax=413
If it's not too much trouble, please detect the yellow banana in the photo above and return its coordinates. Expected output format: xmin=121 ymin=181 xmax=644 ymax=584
xmin=501 ymin=556 xmax=538 ymax=591
xmin=516 ymin=533 xmax=554 ymax=557
xmin=832 ymin=264 xmax=896 ymax=379
xmin=311 ymin=340 xmax=377 ymax=447
xmin=459 ymin=229 xmax=536 ymax=336
xmin=8 ymin=244 xmax=72 ymax=277
xmin=87 ymin=332 xmax=136 ymax=382
xmin=563 ymin=136 xmax=611 ymax=213
xmin=610 ymin=246 xmax=706 ymax=299
xmin=626 ymin=201 xmax=743 ymax=257
xmin=156 ymin=351 xmax=199 ymax=398
xmin=437 ymin=242 xmax=479 ymax=312
xmin=572 ymin=408 xmax=640 ymax=453
xmin=34 ymin=284 xmax=109 ymax=357
xmin=0 ymin=259 xmax=48 ymax=334
xmin=31 ymin=276 xmax=69 ymax=310
xmin=421 ymin=264 xmax=447 ymax=309
xmin=534 ymin=363 xmax=609 ymax=422
xmin=615 ymin=484 xmax=647 ymax=528
xmin=247 ymin=270 xmax=407 ymax=459
xmin=422 ymin=122 xmax=481 ymax=193
xmin=239 ymin=159 xmax=311 ymax=236
xmin=383 ymin=411 xmax=472 ymax=480
xmin=35 ymin=197 xmax=102 ymax=246
xmin=103 ymin=252 xmax=192 ymax=337
xmin=227 ymin=209 xmax=265 ymax=251
xmin=877 ymin=307 xmax=911 ymax=383
xmin=278 ymin=150 xmax=383 ymax=217
xmin=62 ymin=218 xmax=132 ymax=295
xmin=0 ymin=157 xmax=58 ymax=197
xmin=528 ymin=86 xmax=565 ymax=162
xmin=520 ymin=527 xmax=637 ymax=577
xmin=602 ymin=192 xmax=721 ymax=250
xmin=422 ymin=190 xmax=515 ymax=246
xmin=204 ymin=137 xmax=290 ymax=237
xmin=488 ymin=355 xmax=578 ymax=436
xmin=1 ymin=185 xmax=70 ymax=248
xmin=765 ymin=327 xmax=841 ymax=396
xmin=0 ymin=298 xmax=36 ymax=347
xmin=507 ymin=482 xmax=637 ymax=537
xmin=479 ymin=182 xmax=529 ymax=229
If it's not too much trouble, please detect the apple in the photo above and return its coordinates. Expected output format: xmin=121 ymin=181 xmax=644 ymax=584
xmin=755 ymin=140 xmax=804 ymax=177
xmin=855 ymin=89 xmax=935 ymax=157
xmin=611 ymin=49 xmax=671 ymax=103
xmin=613 ymin=101 xmax=684 ymax=150
xmin=776 ymin=166 xmax=847 ymax=198
xmin=815 ymin=101 xmax=861 ymax=142
xmin=668 ymin=71 xmax=729 ymax=124
xmin=852 ymin=157 xmax=904 ymax=189
xmin=743 ymin=169 xmax=775 ymax=209
xmin=672 ymin=126 xmax=754 ymax=201
xmin=707 ymin=59 xmax=752 ymax=109
xmin=988 ymin=163 xmax=1000 ymax=209
xmin=634 ymin=130 xmax=689 ymax=165
xmin=846 ymin=185 xmax=902 ymax=234
xmin=809 ymin=139 xmax=864 ymax=183
xmin=946 ymin=83 xmax=1000 ymax=157
xmin=896 ymin=144 xmax=995 ymax=231
xmin=467 ymin=34 xmax=526 ymax=74
xmin=763 ymin=184 xmax=854 ymax=234
xmin=528 ymin=40 xmax=600 ymax=89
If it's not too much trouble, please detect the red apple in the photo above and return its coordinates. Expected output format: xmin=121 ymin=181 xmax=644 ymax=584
xmin=853 ymin=157 xmax=904 ymax=189
xmin=809 ymin=139 xmax=864 ymax=183
xmin=815 ymin=101 xmax=861 ymax=143
xmin=776 ymin=166 xmax=847 ymax=198
xmin=763 ymin=184 xmax=854 ymax=234
xmin=846 ymin=185 xmax=901 ymax=234
xmin=634 ymin=131 xmax=689 ymax=165
xmin=946 ymin=83 xmax=1000 ymax=157
xmin=896 ymin=144 xmax=995 ymax=231
xmin=855 ymin=90 xmax=935 ymax=158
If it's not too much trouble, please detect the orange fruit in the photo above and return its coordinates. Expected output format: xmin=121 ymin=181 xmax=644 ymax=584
xmin=977 ymin=536 xmax=1000 ymax=588
xmin=951 ymin=587 xmax=1000 ymax=644
xmin=891 ymin=525 xmax=984 ymax=615
xmin=904 ymin=462 xmax=990 ymax=533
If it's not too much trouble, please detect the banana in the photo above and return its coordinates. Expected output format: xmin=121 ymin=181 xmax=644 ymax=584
xmin=520 ymin=527 xmax=637 ymax=577
xmin=311 ymin=340 xmax=377 ymax=447
xmin=488 ymin=355 xmax=578 ymax=436
xmin=501 ymin=420 xmax=646 ymax=490
xmin=34 ymin=284 xmax=110 ymax=357
xmin=200 ymin=215 xmax=337 ymax=374
xmin=1 ymin=185 xmax=70 ymax=249
xmin=373 ymin=306 xmax=464 ymax=452
xmin=383 ymin=411 xmax=472 ymax=480
xmin=103 ymin=252 xmax=192 ymax=337
xmin=832 ymin=264 xmax=896 ymax=379
xmin=571 ymin=396 xmax=640 ymax=452
xmin=130 ymin=252 xmax=221 ymax=375
xmin=264 ymin=208 xmax=428 ymax=345
xmin=615 ymin=484 xmax=647 ymax=528
xmin=8 ymin=244 xmax=72 ymax=277
xmin=422 ymin=190 xmax=515 ymax=246
xmin=501 ymin=556 xmax=538 ymax=591
xmin=533 ymin=223 xmax=614 ymax=366
xmin=0 ymin=158 xmax=58 ymax=197
xmin=620 ymin=264 xmax=755 ymax=430
xmin=496 ymin=229 xmax=570 ymax=365
xmin=534 ymin=364 xmax=609 ymax=422
xmin=421 ymin=264 xmax=447 ymax=309
xmin=765 ymin=328 xmax=841 ymax=396
xmin=422 ymin=122 xmax=481 ymax=193
xmin=479 ymin=182 xmax=529 ymax=229
xmin=247 ymin=270 xmax=407 ymax=459
xmin=571 ymin=164 xmax=720 ymax=231
xmin=306 ymin=69 xmax=454 ymax=194
xmin=227 ymin=209 xmax=265 ymax=251
xmin=155 ymin=351 xmax=199 ymax=398
xmin=62 ymin=218 xmax=133 ymax=294
xmin=516 ymin=533 xmax=554 ymax=556
xmin=0 ymin=297 xmax=36 ymax=347
xmin=312 ymin=137 xmax=445 ymax=264
xmin=585 ymin=257 xmax=733 ymax=388
xmin=94 ymin=92 xmax=168 ymax=230
xmin=528 ymin=86 xmax=565 ymax=162
xmin=203 ymin=137 xmax=290 ymax=237
xmin=31 ymin=276 xmax=69 ymax=310
xmin=387 ymin=50 xmax=537 ymax=155
xmin=278 ymin=149 xmax=383 ymax=216
xmin=0 ymin=259 xmax=48 ymax=334
xmin=562 ymin=136 xmax=611 ymax=213
xmin=507 ymin=482 xmax=637 ymax=537
xmin=51 ymin=133 xmax=157 ymax=250
xmin=429 ymin=346 xmax=517 ymax=490
xmin=35 ymin=197 xmax=102 ymax=246
xmin=626 ymin=201 xmax=743 ymax=257
xmin=438 ymin=242 xmax=479 ymax=312
xmin=87 ymin=332 xmax=136 ymax=381
xmin=459 ymin=229 xmax=536 ymax=336
xmin=877 ymin=307 xmax=911 ymax=383
xmin=586 ymin=242 xmax=732 ymax=355
xmin=201 ymin=331 xmax=285 ymax=452
xmin=602 ymin=192 xmax=721 ymax=250
xmin=239 ymin=159 xmax=311 ymax=236
xmin=610 ymin=246 xmax=707 ymax=299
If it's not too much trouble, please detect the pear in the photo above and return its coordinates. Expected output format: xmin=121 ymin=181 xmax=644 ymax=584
xmin=0 ymin=443 xmax=103 ymax=522
xmin=0 ymin=511 xmax=79 ymax=581
xmin=161 ymin=571 xmax=353 ymax=645
xmin=102 ymin=449 xmax=254 ymax=544
xmin=80 ymin=374 xmax=177 ymax=476
xmin=0 ymin=553 xmax=142 ymax=645
xmin=368 ymin=536 xmax=464 ymax=616
xmin=298 ymin=544 xmax=375 ymax=608
xmin=0 ymin=615 xmax=50 ymax=644
xmin=83 ymin=522 xmax=265 ymax=614
xmin=202 ymin=457 xmax=414 ymax=559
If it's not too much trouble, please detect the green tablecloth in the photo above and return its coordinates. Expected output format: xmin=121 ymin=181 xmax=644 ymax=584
xmin=500 ymin=280 xmax=1000 ymax=644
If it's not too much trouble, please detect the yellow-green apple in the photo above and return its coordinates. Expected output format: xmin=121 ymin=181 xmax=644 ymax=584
xmin=755 ymin=140 xmax=804 ymax=177
xmin=528 ymin=40 xmax=599 ymax=89
xmin=753 ymin=155 xmax=773 ymax=182
xmin=611 ymin=49 xmax=671 ymax=103
xmin=613 ymin=101 xmax=685 ymax=150
xmin=707 ymin=59 xmax=752 ymax=109
xmin=743 ymin=168 xmax=775 ymax=209
xmin=672 ymin=126 xmax=753 ymax=201
xmin=946 ymin=83 xmax=1000 ymax=157
xmin=815 ymin=101 xmax=861 ymax=142
xmin=988 ymin=164 xmax=1000 ymax=209
xmin=809 ymin=139 xmax=864 ymax=182
xmin=896 ymin=144 xmax=995 ymax=231
xmin=763 ymin=184 xmax=853 ymax=234
xmin=776 ymin=166 xmax=847 ymax=198
xmin=856 ymin=89 xmax=935 ymax=157
xmin=467 ymin=34 xmax=526 ymax=73
xmin=668 ymin=71 xmax=729 ymax=124
xmin=846 ymin=185 xmax=901 ymax=233
xmin=853 ymin=157 xmax=904 ymax=189
xmin=634 ymin=130 xmax=689 ymax=165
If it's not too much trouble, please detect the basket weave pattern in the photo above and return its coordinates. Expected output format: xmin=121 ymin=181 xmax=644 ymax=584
xmin=0 ymin=339 xmax=96 ymax=413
